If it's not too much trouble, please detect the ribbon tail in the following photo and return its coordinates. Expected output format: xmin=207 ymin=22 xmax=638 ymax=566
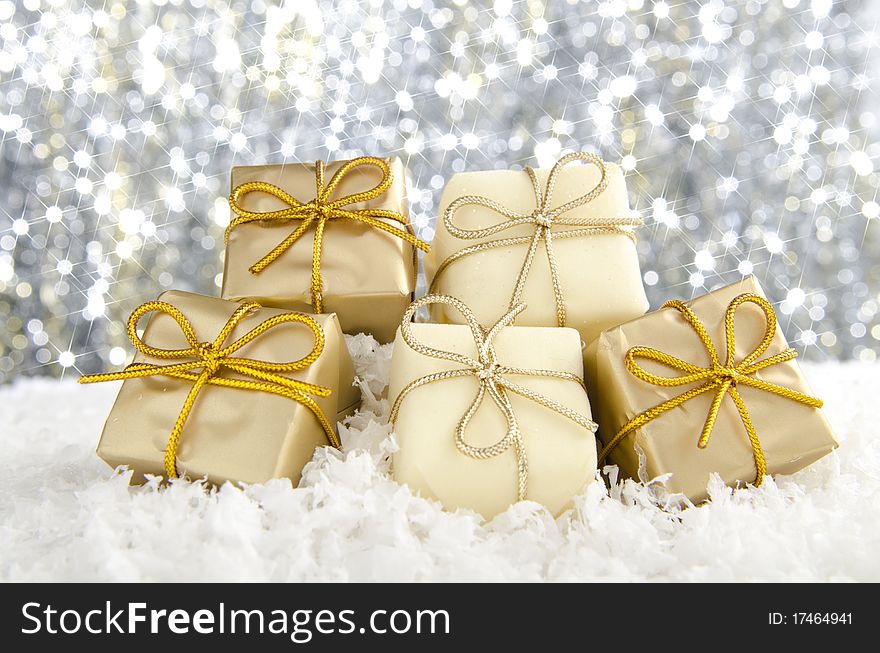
xmin=455 ymin=382 xmax=515 ymax=458
xmin=543 ymin=228 xmax=566 ymax=327
xmin=249 ymin=217 xmax=315 ymax=275
xmin=727 ymin=386 xmax=768 ymax=486
xmin=309 ymin=216 xmax=328 ymax=313
xmin=499 ymin=379 xmax=598 ymax=433
xmin=452 ymin=379 xmax=526 ymax=501
xmin=485 ymin=381 xmax=528 ymax=502
xmin=527 ymin=224 xmax=638 ymax=244
xmin=225 ymin=361 xmax=332 ymax=397
xmin=335 ymin=210 xmax=431 ymax=252
xmin=163 ymin=369 xmax=211 ymax=479
xmin=513 ymin=431 xmax=528 ymax=502
xmin=509 ymin=228 xmax=543 ymax=310
xmin=78 ymin=361 xmax=199 ymax=384
xmin=79 ymin=367 xmax=149 ymax=384
xmin=223 ymin=361 xmax=332 ymax=397
xmin=598 ymin=382 xmax=716 ymax=463
xmin=288 ymin=386 xmax=339 ymax=448
xmin=698 ymin=381 xmax=731 ymax=449
xmin=190 ymin=375 xmax=338 ymax=448
xmin=389 ymin=369 xmax=475 ymax=425
xmin=734 ymin=374 xmax=824 ymax=408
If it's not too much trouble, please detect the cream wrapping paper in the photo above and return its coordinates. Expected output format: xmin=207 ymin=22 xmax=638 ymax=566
xmin=584 ymin=276 xmax=838 ymax=502
xmin=424 ymin=160 xmax=648 ymax=347
xmin=95 ymin=291 xmax=360 ymax=486
xmin=221 ymin=157 xmax=416 ymax=343
xmin=389 ymin=321 xmax=597 ymax=519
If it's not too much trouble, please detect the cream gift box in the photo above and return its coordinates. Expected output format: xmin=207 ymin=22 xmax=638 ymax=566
xmin=424 ymin=152 xmax=648 ymax=348
xmin=584 ymin=276 xmax=838 ymax=502
xmin=388 ymin=295 xmax=599 ymax=519
xmin=81 ymin=291 xmax=361 ymax=486
xmin=222 ymin=156 xmax=429 ymax=344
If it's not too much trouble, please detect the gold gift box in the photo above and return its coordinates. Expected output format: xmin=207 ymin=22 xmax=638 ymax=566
xmin=221 ymin=157 xmax=419 ymax=344
xmin=93 ymin=291 xmax=360 ymax=486
xmin=584 ymin=276 xmax=838 ymax=502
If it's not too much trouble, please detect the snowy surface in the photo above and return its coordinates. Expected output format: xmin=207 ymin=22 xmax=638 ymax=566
xmin=1 ymin=335 xmax=878 ymax=582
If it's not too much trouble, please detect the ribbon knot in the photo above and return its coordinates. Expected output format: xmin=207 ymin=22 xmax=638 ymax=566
xmin=197 ymin=342 xmax=222 ymax=375
xmin=226 ymin=156 xmax=430 ymax=313
xmin=478 ymin=362 xmax=500 ymax=381
xmin=598 ymin=292 xmax=824 ymax=485
xmin=390 ymin=295 xmax=598 ymax=502
xmin=80 ymin=300 xmax=338 ymax=479
xmin=713 ymin=365 xmax=739 ymax=385
xmin=429 ymin=152 xmax=643 ymax=327
xmin=532 ymin=212 xmax=553 ymax=228
xmin=314 ymin=201 xmax=333 ymax=220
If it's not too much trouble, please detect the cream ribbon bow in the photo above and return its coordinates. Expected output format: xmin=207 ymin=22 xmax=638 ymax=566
xmin=429 ymin=152 xmax=642 ymax=326
xmin=390 ymin=294 xmax=598 ymax=501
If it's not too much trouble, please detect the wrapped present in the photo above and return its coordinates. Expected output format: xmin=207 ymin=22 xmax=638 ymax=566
xmin=584 ymin=276 xmax=838 ymax=502
xmin=424 ymin=152 xmax=648 ymax=347
xmin=79 ymin=291 xmax=361 ymax=486
xmin=221 ymin=156 xmax=430 ymax=343
xmin=389 ymin=295 xmax=599 ymax=519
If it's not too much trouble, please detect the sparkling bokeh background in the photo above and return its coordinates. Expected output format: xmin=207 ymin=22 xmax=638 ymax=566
xmin=0 ymin=0 xmax=878 ymax=382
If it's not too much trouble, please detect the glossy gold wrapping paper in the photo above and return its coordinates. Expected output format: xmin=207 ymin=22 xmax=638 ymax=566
xmin=424 ymin=162 xmax=648 ymax=347
xmin=95 ymin=291 xmax=361 ymax=486
xmin=584 ymin=277 xmax=837 ymax=502
xmin=221 ymin=157 xmax=416 ymax=343
xmin=389 ymin=323 xmax=597 ymax=519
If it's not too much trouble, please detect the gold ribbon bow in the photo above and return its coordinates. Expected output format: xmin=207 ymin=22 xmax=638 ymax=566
xmin=227 ymin=156 xmax=431 ymax=313
xmin=429 ymin=152 xmax=642 ymax=327
xmin=79 ymin=300 xmax=337 ymax=479
xmin=390 ymin=294 xmax=598 ymax=501
xmin=598 ymin=293 xmax=824 ymax=487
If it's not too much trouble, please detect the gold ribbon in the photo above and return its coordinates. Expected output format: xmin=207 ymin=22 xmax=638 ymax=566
xmin=429 ymin=152 xmax=642 ymax=327
xmin=226 ymin=156 xmax=431 ymax=313
xmin=598 ymin=293 xmax=824 ymax=487
xmin=79 ymin=300 xmax=338 ymax=479
xmin=390 ymin=294 xmax=598 ymax=501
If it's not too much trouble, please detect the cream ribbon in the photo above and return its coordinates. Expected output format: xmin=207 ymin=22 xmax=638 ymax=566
xmin=390 ymin=294 xmax=598 ymax=501
xmin=429 ymin=152 xmax=642 ymax=326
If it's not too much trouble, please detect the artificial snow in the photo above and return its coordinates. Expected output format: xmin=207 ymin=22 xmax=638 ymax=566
xmin=1 ymin=334 xmax=877 ymax=581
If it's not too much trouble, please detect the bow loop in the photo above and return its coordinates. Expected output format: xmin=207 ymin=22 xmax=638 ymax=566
xmin=624 ymin=346 xmax=716 ymax=387
xmin=454 ymin=381 xmax=521 ymax=467
xmin=722 ymin=292 xmax=779 ymax=370
xmin=80 ymin=300 xmax=337 ymax=479
xmin=392 ymin=294 xmax=597 ymax=501
xmin=219 ymin=303 xmax=326 ymax=373
xmin=227 ymin=181 xmax=312 ymax=226
xmin=227 ymin=157 xmax=430 ymax=312
xmin=539 ymin=151 xmax=609 ymax=218
xmin=442 ymin=152 xmax=612 ymax=238
xmin=598 ymin=292 xmax=824 ymax=488
xmin=126 ymin=300 xmax=201 ymax=360
xmin=399 ymin=294 xmax=488 ymax=370
xmin=319 ymin=157 xmax=395 ymax=207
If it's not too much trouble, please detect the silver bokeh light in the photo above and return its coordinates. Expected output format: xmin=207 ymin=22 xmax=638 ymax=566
xmin=0 ymin=0 xmax=877 ymax=381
